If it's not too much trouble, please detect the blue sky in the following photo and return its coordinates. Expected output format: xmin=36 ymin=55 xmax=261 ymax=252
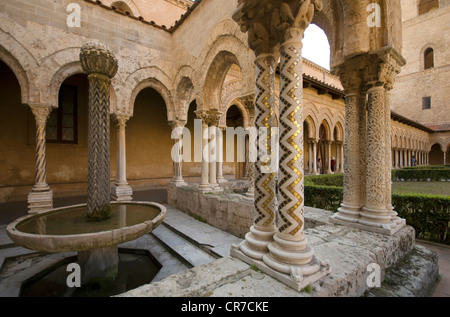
xmin=302 ymin=24 xmax=330 ymax=70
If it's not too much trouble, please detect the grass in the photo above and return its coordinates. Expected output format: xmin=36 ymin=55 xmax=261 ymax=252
xmin=392 ymin=181 xmax=450 ymax=196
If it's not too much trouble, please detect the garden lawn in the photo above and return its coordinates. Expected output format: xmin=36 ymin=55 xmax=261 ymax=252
xmin=392 ymin=181 xmax=450 ymax=196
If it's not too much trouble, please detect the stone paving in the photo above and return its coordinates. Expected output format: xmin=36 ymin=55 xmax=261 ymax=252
xmin=0 ymin=190 xmax=447 ymax=297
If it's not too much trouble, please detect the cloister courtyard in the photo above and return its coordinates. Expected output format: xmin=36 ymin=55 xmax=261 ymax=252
xmin=0 ymin=0 xmax=449 ymax=299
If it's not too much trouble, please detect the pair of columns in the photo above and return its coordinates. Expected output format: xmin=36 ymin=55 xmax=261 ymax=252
xmin=330 ymin=51 xmax=406 ymax=235
xmin=231 ymin=0 xmax=330 ymax=291
xmin=194 ymin=109 xmax=226 ymax=192
xmin=27 ymin=106 xmax=133 ymax=213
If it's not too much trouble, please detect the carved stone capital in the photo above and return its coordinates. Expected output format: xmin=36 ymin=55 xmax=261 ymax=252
xmin=113 ymin=114 xmax=131 ymax=128
xmin=80 ymin=42 xmax=118 ymax=78
xmin=29 ymin=104 xmax=53 ymax=126
xmin=169 ymin=119 xmax=187 ymax=129
xmin=273 ymin=0 xmax=322 ymax=43
xmin=195 ymin=109 xmax=222 ymax=126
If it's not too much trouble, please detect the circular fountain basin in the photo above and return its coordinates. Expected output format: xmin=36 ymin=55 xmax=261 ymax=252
xmin=6 ymin=201 xmax=166 ymax=253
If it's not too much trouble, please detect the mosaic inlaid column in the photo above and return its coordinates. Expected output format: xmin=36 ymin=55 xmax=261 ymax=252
xmin=235 ymin=53 xmax=278 ymax=260
xmin=263 ymin=23 xmax=324 ymax=281
xmin=111 ymin=114 xmax=133 ymax=201
xmin=28 ymin=105 xmax=53 ymax=213
xmin=80 ymin=42 xmax=118 ymax=218
xmin=195 ymin=109 xmax=212 ymax=192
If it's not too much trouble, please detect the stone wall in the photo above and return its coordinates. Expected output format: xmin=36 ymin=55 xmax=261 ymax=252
xmin=391 ymin=3 xmax=450 ymax=126
xmin=167 ymin=183 xmax=254 ymax=238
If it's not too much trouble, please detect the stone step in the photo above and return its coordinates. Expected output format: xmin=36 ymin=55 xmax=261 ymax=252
xmin=150 ymin=224 xmax=218 ymax=268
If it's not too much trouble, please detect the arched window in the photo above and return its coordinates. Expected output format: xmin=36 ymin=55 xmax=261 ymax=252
xmin=418 ymin=0 xmax=439 ymax=16
xmin=424 ymin=47 xmax=434 ymax=70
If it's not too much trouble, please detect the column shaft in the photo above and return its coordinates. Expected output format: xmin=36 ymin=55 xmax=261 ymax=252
xmin=28 ymin=105 xmax=53 ymax=212
xmin=112 ymin=115 xmax=133 ymax=201
xmin=263 ymin=35 xmax=320 ymax=278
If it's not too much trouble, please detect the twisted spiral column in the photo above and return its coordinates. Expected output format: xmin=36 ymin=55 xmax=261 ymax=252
xmin=28 ymin=105 xmax=53 ymax=212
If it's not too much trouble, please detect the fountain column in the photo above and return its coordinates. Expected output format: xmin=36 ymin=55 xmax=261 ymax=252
xmin=111 ymin=114 xmax=133 ymax=201
xmin=28 ymin=104 xmax=53 ymax=213
xmin=80 ymin=42 xmax=118 ymax=218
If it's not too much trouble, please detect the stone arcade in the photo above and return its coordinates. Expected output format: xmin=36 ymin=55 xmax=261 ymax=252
xmin=0 ymin=0 xmax=448 ymax=297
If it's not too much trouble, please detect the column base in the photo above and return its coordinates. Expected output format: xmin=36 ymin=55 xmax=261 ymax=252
xmin=216 ymin=176 xmax=227 ymax=183
xmin=231 ymin=245 xmax=330 ymax=292
xmin=329 ymin=213 xmax=406 ymax=236
xmin=210 ymin=183 xmax=223 ymax=193
xmin=111 ymin=184 xmax=133 ymax=202
xmin=232 ymin=226 xmax=277 ymax=260
xmin=332 ymin=203 xmax=362 ymax=223
xmin=198 ymin=184 xmax=213 ymax=193
xmin=243 ymin=189 xmax=255 ymax=201
xmin=170 ymin=179 xmax=188 ymax=187
xmin=27 ymin=189 xmax=53 ymax=213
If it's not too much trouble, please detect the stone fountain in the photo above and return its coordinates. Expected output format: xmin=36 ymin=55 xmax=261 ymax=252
xmin=6 ymin=42 xmax=166 ymax=287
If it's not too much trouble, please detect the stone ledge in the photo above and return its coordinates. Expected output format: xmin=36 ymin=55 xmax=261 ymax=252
xmin=118 ymin=220 xmax=429 ymax=297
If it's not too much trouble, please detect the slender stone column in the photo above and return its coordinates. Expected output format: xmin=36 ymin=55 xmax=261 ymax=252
xmin=169 ymin=119 xmax=188 ymax=187
xmin=360 ymin=85 xmax=391 ymax=225
xmin=28 ymin=105 xmax=53 ymax=213
xmin=339 ymin=142 xmax=344 ymax=173
xmin=326 ymin=141 xmax=332 ymax=174
xmin=331 ymin=72 xmax=363 ymax=222
xmin=111 ymin=114 xmax=133 ymax=201
xmin=308 ymin=140 xmax=313 ymax=173
xmin=80 ymin=42 xmax=118 ymax=218
xmin=216 ymin=126 xmax=227 ymax=183
xmin=263 ymin=11 xmax=327 ymax=282
xmin=234 ymin=53 xmax=278 ymax=259
xmin=312 ymin=139 xmax=318 ymax=175
xmin=207 ymin=109 xmax=223 ymax=192
xmin=195 ymin=110 xmax=212 ymax=192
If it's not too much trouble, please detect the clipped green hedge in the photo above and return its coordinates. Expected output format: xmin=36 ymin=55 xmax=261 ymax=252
xmin=305 ymin=174 xmax=343 ymax=212
xmin=392 ymin=193 xmax=450 ymax=245
xmin=392 ymin=168 xmax=450 ymax=181
xmin=304 ymin=174 xmax=450 ymax=245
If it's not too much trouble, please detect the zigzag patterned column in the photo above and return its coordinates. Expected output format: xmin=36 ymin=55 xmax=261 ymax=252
xmin=80 ymin=42 xmax=118 ymax=219
xmin=235 ymin=53 xmax=278 ymax=260
xmin=263 ymin=31 xmax=322 ymax=280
